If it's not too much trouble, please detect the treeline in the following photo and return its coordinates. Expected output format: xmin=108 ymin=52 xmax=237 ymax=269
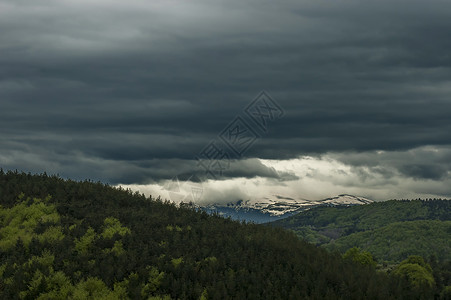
xmin=0 ymin=170 xmax=445 ymax=299
xmin=273 ymin=199 xmax=451 ymax=231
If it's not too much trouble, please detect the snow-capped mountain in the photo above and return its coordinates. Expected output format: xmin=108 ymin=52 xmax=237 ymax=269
xmin=201 ymin=194 xmax=373 ymax=223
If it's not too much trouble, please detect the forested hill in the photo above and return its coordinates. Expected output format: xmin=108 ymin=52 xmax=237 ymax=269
xmin=271 ymin=199 xmax=451 ymax=263
xmin=0 ymin=171 xmax=440 ymax=299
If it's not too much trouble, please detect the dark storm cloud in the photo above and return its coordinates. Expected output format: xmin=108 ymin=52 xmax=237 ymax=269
xmin=1 ymin=0 xmax=451 ymax=183
xmin=329 ymin=146 xmax=451 ymax=181
xmin=399 ymin=164 xmax=448 ymax=181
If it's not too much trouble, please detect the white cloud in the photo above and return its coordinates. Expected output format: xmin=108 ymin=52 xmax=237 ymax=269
xmin=119 ymin=146 xmax=451 ymax=203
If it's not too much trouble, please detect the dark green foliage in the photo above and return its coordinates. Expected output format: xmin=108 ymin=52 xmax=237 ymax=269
xmin=328 ymin=220 xmax=451 ymax=263
xmin=0 ymin=171 xmax=440 ymax=299
xmin=272 ymin=198 xmax=451 ymax=298
xmin=440 ymin=286 xmax=451 ymax=300
xmin=273 ymin=199 xmax=451 ymax=262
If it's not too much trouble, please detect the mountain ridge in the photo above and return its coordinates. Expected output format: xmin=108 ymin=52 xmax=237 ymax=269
xmin=201 ymin=194 xmax=373 ymax=223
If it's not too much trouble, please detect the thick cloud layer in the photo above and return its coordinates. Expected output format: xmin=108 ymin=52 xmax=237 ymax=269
xmin=1 ymin=0 xmax=451 ymax=200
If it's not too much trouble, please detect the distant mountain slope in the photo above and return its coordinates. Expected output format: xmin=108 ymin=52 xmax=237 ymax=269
xmin=0 ymin=171 xmax=424 ymax=299
xmin=272 ymin=199 xmax=451 ymax=263
xmin=326 ymin=220 xmax=451 ymax=263
xmin=201 ymin=194 xmax=373 ymax=223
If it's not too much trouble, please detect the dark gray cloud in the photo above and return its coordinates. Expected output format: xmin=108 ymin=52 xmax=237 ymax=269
xmin=329 ymin=146 xmax=451 ymax=181
xmin=1 ymin=0 xmax=451 ymax=186
xmin=399 ymin=164 xmax=448 ymax=181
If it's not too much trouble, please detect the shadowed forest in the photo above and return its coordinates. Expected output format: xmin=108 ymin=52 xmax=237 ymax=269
xmin=0 ymin=171 xmax=450 ymax=299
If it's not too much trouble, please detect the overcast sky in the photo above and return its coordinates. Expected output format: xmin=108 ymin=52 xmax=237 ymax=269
xmin=1 ymin=0 xmax=451 ymax=202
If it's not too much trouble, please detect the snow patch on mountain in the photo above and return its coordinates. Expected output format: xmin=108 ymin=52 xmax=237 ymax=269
xmin=201 ymin=194 xmax=373 ymax=222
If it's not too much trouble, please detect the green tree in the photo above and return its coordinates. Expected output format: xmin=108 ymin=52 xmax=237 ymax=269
xmin=393 ymin=256 xmax=435 ymax=288
xmin=343 ymin=247 xmax=377 ymax=267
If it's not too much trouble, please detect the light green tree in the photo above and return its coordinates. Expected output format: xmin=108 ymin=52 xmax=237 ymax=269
xmin=343 ymin=247 xmax=377 ymax=267
xmin=393 ymin=256 xmax=435 ymax=288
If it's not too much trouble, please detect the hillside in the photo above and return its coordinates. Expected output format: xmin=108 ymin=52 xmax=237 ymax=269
xmin=0 ymin=171 xmax=437 ymax=299
xmin=326 ymin=220 xmax=451 ymax=262
xmin=272 ymin=200 xmax=451 ymax=263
